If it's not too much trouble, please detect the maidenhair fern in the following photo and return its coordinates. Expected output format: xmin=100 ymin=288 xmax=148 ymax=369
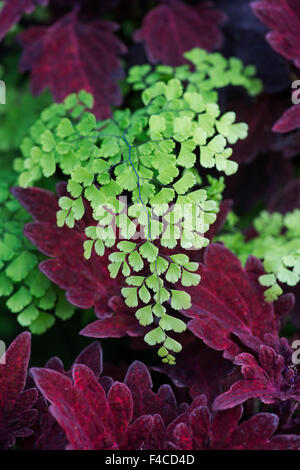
xmin=0 ymin=172 xmax=74 ymax=333
xmin=15 ymin=48 xmax=262 ymax=362
xmin=218 ymin=209 xmax=300 ymax=302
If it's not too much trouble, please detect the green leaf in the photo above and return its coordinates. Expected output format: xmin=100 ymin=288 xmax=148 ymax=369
xmin=95 ymin=239 xmax=105 ymax=256
xmin=122 ymin=261 xmax=131 ymax=277
xmin=173 ymin=172 xmax=195 ymax=195
xmin=170 ymin=290 xmax=191 ymax=310
xmin=144 ymin=327 xmax=165 ymax=346
xmin=38 ymin=289 xmax=56 ymax=310
xmin=135 ymin=305 xmax=153 ymax=326
xmin=7 ymin=286 xmax=32 ymax=313
xmin=173 ymin=116 xmax=192 ymax=142
xmin=150 ymin=256 xmax=169 ymax=275
xmin=108 ymin=261 xmax=122 ymax=278
xmin=126 ymin=276 xmax=145 ymax=287
xmin=153 ymin=303 xmax=166 ymax=317
xmin=157 ymin=164 xmax=179 ymax=185
xmin=67 ymin=181 xmax=83 ymax=198
xmin=28 ymin=270 xmax=51 ymax=297
xmin=6 ymin=251 xmax=37 ymax=282
xmin=55 ymin=294 xmax=75 ymax=320
xmin=139 ymin=284 xmax=151 ymax=304
xmin=30 ymin=312 xmax=55 ymax=335
xmin=116 ymin=166 xmax=138 ymax=191
xmin=109 ymin=252 xmax=126 ymax=263
xmin=139 ymin=241 xmax=158 ymax=262
xmin=57 ymin=118 xmax=75 ymax=138
xmin=57 ymin=209 xmax=68 ymax=227
xmin=158 ymin=346 xmax=168 ymax=358
xmin=117 ymin=241 xmax=136 ymax=253
xmin=59 ymin=196 xmax=73 ymax=210
xmin=72 ymin=167 xmax=94 ymax=187
xmin=164 ymin=336 xmax=182 ymax=353
xmin=121 ymin=287 xmax=138 ymax=307
xmin=177 ymin=140 xmax=196 ymax=168
xmin=41 ymin=130 xmax=56 ymax=152
xmin=150 ymin=188 xmax=174 ymax=216
xmin=149 ymin=115 xmax=166 ymax=139
xmin=72 ymin=197 xmax=85 ymax=220
xmin=0 ymin=272 xmax=13 ymax=296
xmin=79 ymin=90 xmax=94 ymax=109
xmin=17 ymin=305 xmax=39 ymax=327
xmin=77 ymin=113 xmax=96 ymax=135
xmin=63 ymin=94 xmax=78 ymax=110
xmin=259 ymin=274 xmax=276 ymax=287
xmin=265 ymin=283 xmax=283 ymax=303
xmin=84 ymin=240 xmax=94 ymax=259
xmin=181 ymin=270 xmax=201 ymax=287
xmin=165 ymin=263 xmax=181 ymax=283
xmin=170 ymin=254 xmax=190 ymax=266
xmin=159 ymin=314 xmax=186 ymax=332
xmin=277 ymin=267 xmax=299 ymax=286
xmin=164 ymin=78 xmax=183 ymax=100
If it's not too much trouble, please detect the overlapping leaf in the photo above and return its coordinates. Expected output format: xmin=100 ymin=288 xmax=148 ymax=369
xmin=0 ymin=332 xmax=38 ymax=449
xmin=0 ymin=0 xmax=47 ymax=41
xmin=213 ymin=342 xmax=300 ymax=409
xmin=19 ymin=7 xmax=127 ymax=119
xmin=168 ymin=395 xmax=300 ymax=450
xmin=183 ymin=243 xmax=282 ymax=360
xmin=252 ymin=0 xmax=300 ymax=132
xmin=134 ymin=0 xmax=225 ymax=66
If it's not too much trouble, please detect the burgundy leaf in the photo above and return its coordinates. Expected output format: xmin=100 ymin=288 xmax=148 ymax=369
xmin=213 ymin=344 xmax=300 ymax=410
xmin=80 ymin=314 xmax=144 ymax=339
xmin=269 ymin=177 xmax=300 ymax=213
xmin=124 ymin=361 xmax=179 ymax=426
xmin=0 ymin=0 xmax=47 ymax=41
xmin=252 ymin=0 xmax=300 ymax=68
xmin=231 ymin=95 xmax=288 ymax=163
xmin=273 ymin=105 xmax=300 ymax=133
xmin=74 ymin=341 xmax=103 ymax=378
xmin=251 ymin=1 xmax=300 ymax=132
xmin=184 ymin=244 xmax=280 ymax=360
xmin=31 ymin=364 xmax=153 ymax=449
xmin=134 ymin=0 xmax=225 ymax=66
xmin=0 ymin=332 xmax=38 ymax=449
xmin=168 ymin=395 xmax=300 ymax=449
xmin=153 ymin=342 xmax=234 ymax=401
xmin=19 ymin=7 xmax=127 ymax=119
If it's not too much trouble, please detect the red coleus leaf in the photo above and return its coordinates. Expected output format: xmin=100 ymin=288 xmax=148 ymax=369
xmin=213 ymin=343 xmax=300 ymax=410
xmin=231 ymin=96 xmax=289 ymax=163
xmin=269 ymin=177 xmax=300 ymax=213
xmin=12 ymin=185 xmax=143 ymax=338
xmin=19 ymin=7 xmax=127 ymax=119
xmin=168 ymin=395 xmax=300 ymax=449
xmin=272 ymin=105 xmax=300 ymax=133
xmin=153 ymin=342 xmax=234 ymax=401
xmin=0 ymin=0 xmax=47 ymax=40
xmin=184 ymin=244 xmax=281 ymax=360
xmin=124 ymin=361 xmax=180 ymax=426
xmin=252 ymin=0 xmax=300 ymax=68
xmin=31 ymin=364 xmax=153 ymax=450
xmin=251 ymin=1 xmax=300 ymax=132
xmin=0 ymin=332 xmax=38 ymax=449
xmin=134 ymin=0 xmax=225 ymax=66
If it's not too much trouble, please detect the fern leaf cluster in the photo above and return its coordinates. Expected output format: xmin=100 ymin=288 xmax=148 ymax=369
xmin=218 ymin=210 xmax=300 ymax=302
xmin=14 ymin=48 xmax=262 ymax=361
